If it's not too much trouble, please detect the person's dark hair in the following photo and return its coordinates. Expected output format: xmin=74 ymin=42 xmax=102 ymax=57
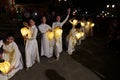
xmin=41 ymin=15 xmax=46 ymax=19
xmin=3 ymin=32 xmax=15 ymax=43
xmin=56 ymin=14 xmax=61 ymax=18
xmin=29 ymin=18 xmax=35 ymax=22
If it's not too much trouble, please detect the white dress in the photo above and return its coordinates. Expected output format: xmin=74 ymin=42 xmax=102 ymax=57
xmin=38 ymin=24 xmax=53 ymax=58
xmin=0 ymin=40 xmax=23 ymax=80
xmin=25 ymin=25 xmax=40 ymax=68
xmin=66 ymin=28 xmax=77 ymax=55
xmin=52 ymin=14 xmax=69 ymax=57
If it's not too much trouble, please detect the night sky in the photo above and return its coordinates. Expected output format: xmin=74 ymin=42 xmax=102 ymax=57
xmin=15 ymin=0 xmax=119 ymax=11
xmin=15 ymin=0 xmax=105 ymax=7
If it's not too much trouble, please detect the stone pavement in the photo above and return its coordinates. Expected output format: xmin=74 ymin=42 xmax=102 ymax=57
xmin=10 ymin=52 xmax=101 ymax=80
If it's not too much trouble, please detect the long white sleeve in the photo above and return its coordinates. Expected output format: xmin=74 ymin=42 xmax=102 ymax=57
xmin=61 ymin=14 xmax=69 ymax=26
xmin=0 ymin=40 xmax=3 ymax=47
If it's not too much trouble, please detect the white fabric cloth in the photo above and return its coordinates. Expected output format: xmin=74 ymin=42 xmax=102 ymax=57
xmin=0 ymin=74 xmax=7 ymax=80
xmin=0 ymin=40 xmax=23 ymax=80
xmin=25 ymin=25 xmax=40 ymax=68
xmin=38 ymin=24 xmax=53 ymax=58
xmin=52 ymin=15 xmax=69 ymax=57
xmin=66 ymin=28 xmax=77 ymax=55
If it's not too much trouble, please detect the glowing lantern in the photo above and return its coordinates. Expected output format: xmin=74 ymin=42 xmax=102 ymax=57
xmin=90 ymin=23 xmax=95 ymax=27
xmin=86 ymin=21 xmax=90 ymax=26
xmin=72 ymin=19 xmax=78 ymax=26
xmin=54 ymin=27 xmax=63 ymax=39
xmin=47 ymin=31 xmax=54 ymax=40
xmin=80 ymin=32 xmax=84 ymax=37
xmin=0 ymin=61 xmax=10 ymax=74
xmin=75 ymin=32 xmax=81 ymax=40
xmin=75 ymin=31 xmax=84 ymax=40
xmin=69 ymin=19 xmax=78 ymax=26
xmin=20 ymin=27 xmax=31 ymax=38
xmin=80 ymin=22 xmax=85 ymax=27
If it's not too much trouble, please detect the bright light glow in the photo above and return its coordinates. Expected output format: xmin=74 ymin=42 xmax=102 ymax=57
xmin=107 ymin=5 xmax=110 ymax=8
xmin=73 ymin=11 xmax=76 ymax=15
xmin=75 ymin=32 xmax=84 ymax=40
xmin=0 ymin=61 xmax=10 ymax=74
xmin=17 ymin=11 xmax=19 ymax=13
xmin=47 ymin=31 xmax=54 ymax=40
xmin=91 ymin=23 xmax=95 ymax=27
xmin=112 ymin=15 xmax=114 ymax=17
xmin=58 ymin=0 xmax=61 ymax=2
xmin=35 ymin=12 xmax=37 ymax=16
xmin=64 ymin=0 xmax=67 ymax=1
xmin=86 ymin=21 xmax=90 ymax=26
xmin=72 ymin=19 xmax=78 ymax=26
xmin=105 ymin=13 xmax=107 ymax=16
xmin=112 ymin=5 xmax=115 ymax=8
xmin=80 ymin=22 xmax=85 ymax=27
xmin=107 ymin=12 xmax=110 ymax=15
xmin=76 ymin=32 xmax=81 ymax=40
xmin=21 ymin=27 xmax=31 ymax=38
xmin=54 ymin=27 xmax=63 ymax=39
xmin=102 ymin=11 xmax=104 ymax=13
xmin=85 ymin=11 xmax=88 ymax=14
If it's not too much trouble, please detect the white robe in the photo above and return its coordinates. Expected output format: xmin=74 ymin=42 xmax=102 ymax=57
xmin=0 ymin=40 xmax=23 ymax=80
xmin=52 ymin=14 xmax=69 ymax=57
xmin=66 ymin=28 xmax=77 ymax=55
xmin=25 ymin=25 xmax=40 ymax=68
xmin=38 ymin=24 xmax=53 ymax=58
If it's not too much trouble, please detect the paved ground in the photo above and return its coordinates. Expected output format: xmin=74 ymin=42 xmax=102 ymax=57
xmin=0 ymin=22 xmax=120 ymax=80
xmin=71 ymin=34 xmax=120 ymax=80
xmin=9 ymin=52 xmax=101 ymax=80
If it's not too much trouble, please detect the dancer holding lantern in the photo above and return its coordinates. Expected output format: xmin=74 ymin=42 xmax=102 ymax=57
xmin=38 ymin=16 xmax=54 ymax=58
xmin=66 ymin=18 xmax=85 ymax=55
xmin=52 ymin=8 xmax=70 ymax=60
xmin=0 ymin=33 xmax=23 ymax=80
xmin=66 ymin=26 xmax=77 ymax=55
xmin=66 ymin=18 xmax=79 ymax=55
xmin=21 ymin=19 xmax=40 ymax=70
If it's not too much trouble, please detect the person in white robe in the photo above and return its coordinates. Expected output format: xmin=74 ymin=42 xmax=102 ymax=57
xmin=38 ymin=16 xmax=54 ymax=58
xmin=66 ymin=27 xmax=85 ymax=55
xmin=24 ymin=19 xmax=40 ymax=69
xmin=66 ymin=27 xmax=77 ymax=55
xmin=0 ymin=33 xmax=23 ymax=80
xmin=52 ymin=8 xmax=71 ymax=60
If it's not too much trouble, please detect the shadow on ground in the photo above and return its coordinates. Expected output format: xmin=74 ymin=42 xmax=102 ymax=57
xmin=45 ymin=69 xmax=65 ymax=80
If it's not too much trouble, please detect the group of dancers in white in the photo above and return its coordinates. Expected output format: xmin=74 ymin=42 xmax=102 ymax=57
xmin=0 ymin=8 xmax=93 ymax=80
